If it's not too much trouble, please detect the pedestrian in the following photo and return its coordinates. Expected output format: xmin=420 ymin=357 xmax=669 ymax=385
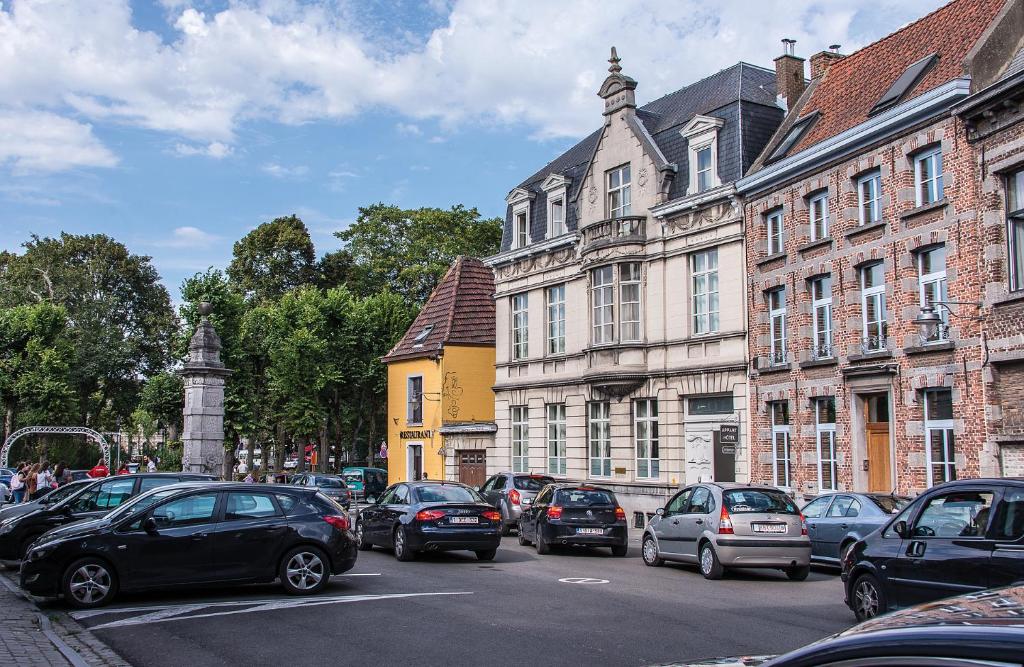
xmin=25 ymin=463 xmax=40 ymax=500
xmin=37 ymin=461 xmax=53 ymax=495
xmin=54 ymin=462 xmax=71 ymax=487
xmin=9 ymin=463 xmax=25 ymax=504
xmin=87 ymin=457 xmax=109 ymax=478
xmin=144 ymin=455 xmax=156 ymax=473
xmin=117 ymin=463 xmax=129 ymax=475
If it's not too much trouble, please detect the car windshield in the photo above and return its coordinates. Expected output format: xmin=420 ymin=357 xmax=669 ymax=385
xmin=723 ymin=489 xmax=799 ymax=515
xmin=513 ymin=476 xmax=554 ymax=491
xmin=43 ymin=482 xmax=89 ymax=503
xmin=870 ymin=495 xmax=911 ymax=514
xmin=556 ymin=488 xmax=614 ymax=507
xmin=344 ymin=473 xmax=363 ymax=483
xmin=105 ymin=487 xmax=182 ymax=521
xmin=415 ymin=485 xmax=482 ymax=504
xmin=314 ymin=477 xmax=346 ymax=488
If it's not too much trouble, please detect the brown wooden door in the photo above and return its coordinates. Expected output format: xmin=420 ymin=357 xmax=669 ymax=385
xmin=458 ymin=451 xmax=486 ymax=488
xmin=866 ymin=424 xmax=891 ymax=492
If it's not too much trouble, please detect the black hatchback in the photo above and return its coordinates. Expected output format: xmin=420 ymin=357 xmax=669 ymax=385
xmin=842 ymin=478 xmax=1024 ymax=621
xmin=19 ymin=483 xmax=357 ymax=608
xmin=517 ymin=484 xmax=628 ymax=556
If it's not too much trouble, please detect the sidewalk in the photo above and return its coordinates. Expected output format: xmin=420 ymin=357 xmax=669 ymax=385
xmin=0 ymin=568 xmax=130 ymax=667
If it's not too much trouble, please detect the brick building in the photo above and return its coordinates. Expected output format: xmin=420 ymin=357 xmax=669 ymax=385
xmin=737 ymin=0 xmax=1023 ymax=498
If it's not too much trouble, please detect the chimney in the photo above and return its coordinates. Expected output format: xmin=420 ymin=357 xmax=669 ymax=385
xmin=774 ymin=38 xmax=806 ymax=111
xmin=810 ymin=44 xmax=845 ymax=79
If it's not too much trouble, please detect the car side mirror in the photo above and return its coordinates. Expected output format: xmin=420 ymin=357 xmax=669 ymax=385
xmin=143 ymin=517 xmax=159 ymax=535
xmin=656 ymin=508 xmax=665 ymax=516
xmin=893 ymin=520 xmax=908 ymax=538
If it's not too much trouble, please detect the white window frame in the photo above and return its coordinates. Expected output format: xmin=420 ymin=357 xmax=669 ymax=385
xmin=766 ymin=209 xmax=784 ymax=255
xmin=546 ymin=403 xmax=566 ymax=476
xmin=592 ymin=266 xmax=615 ymax=345
xmin=511 ymin=405 xmax=529 ymax=473
xmin=768 ymin=288 xmax=786 ymax=365
xmin=857 ymin=171 xmax=882 ymax=226
xmin=815 ymin=397 xmax=837 ymax=492
xmin=770 ymin=401 xmax=791 ymax=488
xmin=914 ymin=147 xmax=944 ymax=206
xmin=511 ymin=293 xmax=529 ymax=360
xmin=695 ymin=145 xmax=714 ymax=193
xmin=692 ymin=249 xmax=719 ymax=335
xmin=811 ymin=276 xmax=833 ymax=359
xmin=860 ymin=263 xmax=888 ymax=352
xmin=809 ymin=192 xmax=829 ymax=241
xmin=924 ymin=389 xmax=956 ymax=487
xmin=918 ymin=246 xmax=948 ymax=343
xmin=546 ymin=284 xmax=566 ymax=355
xmin=548 ymin=197 xmax=565 ymax=238
xmin=607 ymin=164 xmax=631 ymax=218
xmin=681 ymin=115 xmax=724 ymax=194
xmin=619 ymin=263 xmax=642 ymax=342
xmin=406 ymin=376 xmax=423 ymax=425
xmin=588 ymin=401 xmax=611 ymax=478
xmin=634 ymin=398 xmax=659 ymax=479
xmin=1006 ymin=169 xmax=1024 ymax=292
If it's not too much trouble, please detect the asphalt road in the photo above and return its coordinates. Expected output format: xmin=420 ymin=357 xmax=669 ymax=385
xmin=12 ymin=539 xmax=856 ymax=666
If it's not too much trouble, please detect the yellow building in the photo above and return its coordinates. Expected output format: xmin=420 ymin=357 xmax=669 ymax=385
xmin=382 ymin=256 xmax=496 ymax=487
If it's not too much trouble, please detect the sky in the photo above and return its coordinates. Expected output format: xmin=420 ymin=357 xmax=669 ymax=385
xmin=0 ymin=0 xmax=947 ymax=298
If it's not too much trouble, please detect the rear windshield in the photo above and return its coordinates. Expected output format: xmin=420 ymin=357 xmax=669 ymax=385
xmin=315 ymin=477 xmax=346 ymax=488
xmin=344 ymin=473 xmax=363 ymax=483
xmin=415 ymin=485 xmax=482 ymax=504
xmin=514 ymin=476 xmax=554 ymax=491
xmin=723 ymin=489 xmax=799 ymax=515
xmin=555 ymin=488 xmax=615 ymax=507
xmin=870 ymin=495 xmax=911 ymax=514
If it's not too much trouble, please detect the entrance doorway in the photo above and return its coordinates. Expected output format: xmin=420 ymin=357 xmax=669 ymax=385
xmin=458 ymin=450 xmax=486 ymax=487
xmin=862 ymin=393 xmax=892 ymax=492
xmin=406 ymin=443 xmax=423 ymax=481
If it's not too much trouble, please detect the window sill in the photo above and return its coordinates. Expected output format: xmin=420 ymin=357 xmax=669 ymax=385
xmin=848 ymin=350 xmax=893 ymax=362
xmin=800 ymin=357 xmax=838 ymax=369
xmin=844 ymin=219 xmax=887 ymax=239
xmin=905 ymin=341 xmax=955 ymax=355
xmin=992 ymin=291 xmax=1024 ymax=307
xmin=756 ymin=362 xmax=792 ymax=375
xmin=797 ymin=237 xmax=834 ymax=254
xmin=756 ymin=251 xmax=787 ymax=267
xmin=900 ymin=198 xmax=948 ymax=221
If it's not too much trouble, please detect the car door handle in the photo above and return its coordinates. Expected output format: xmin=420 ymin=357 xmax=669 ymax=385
xmin=672 ymin=519 xmax=679 ymax=525
xmin=840 ymin=523 xmax=848 ymax=530
xmin=906 ymin=541 xmax=926 ymax=558
xmin=695 ymin=519 xmax=703 ymax=525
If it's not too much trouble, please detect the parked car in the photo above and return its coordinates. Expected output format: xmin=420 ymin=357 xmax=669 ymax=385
xmin=0 ymin=467 xmax=15 ymax=491
xmin=842 ymin=478 xmax=1024 ymax=621
xmin=355 ymin=480 xmax=501 ymax=562
xmin=642 ymin=483 xmax=811 ymax=580
xmin=0 ymin=479 xmax=94 ymax=522
xmin=517 ymin=483 xmax=628 ymax=556
xmin=343 ymin=467 xmax=387 ymax=502
xmin=19 ymin=482 xmax=358 ymax=608
xmin=802 ymin=492 xmax=911 ymax=565
xmin=290 ymin=473 xmax=352 ymax=509
xmin=0 ymin=472 xmax=217 ymax=560
xmin=479 ymin=472 xmax=556 ymax=536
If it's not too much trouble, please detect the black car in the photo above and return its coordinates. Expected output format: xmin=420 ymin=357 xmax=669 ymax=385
xmin=0 ymin=479 xmax=94 ymax=523
xmin=517 ymin=484 xmax=628 ymax=556
xmin=20 ymin=482 xmax=357 ymax=608
xmin=0 ymin=473 xmax=216 ymax=560
xmin=842 ymin=478 xmax=1024 ymax=621
xmin=355 ymin=480 xmax=502 ymax=561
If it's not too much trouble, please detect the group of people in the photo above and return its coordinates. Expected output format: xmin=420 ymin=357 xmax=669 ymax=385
xmin=85 ymin=454 xmax=158 ymax=479
xmin=6 ymin=461 xmax=73 ymax=503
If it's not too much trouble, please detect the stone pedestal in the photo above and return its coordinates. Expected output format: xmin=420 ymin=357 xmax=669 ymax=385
xmin=178 ymin=303 xmax=231 ymax=478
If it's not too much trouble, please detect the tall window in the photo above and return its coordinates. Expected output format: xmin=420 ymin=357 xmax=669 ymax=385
xmin=809 ymin=192 xmax=829 ymax=240
xmin=619 ymin=263 xmax=641 ymax=342
xmin=861 ymin=263 xmax=888 ymax=352
xmin=546 ymin=284 xmax=566 ymax=355
xmin=511 ymin=293 xmax=529 ymax=360
xmin=768 ymin=288 xmax=786 ymax=365
xmin=515 ymin=211 xmax=528 ymax=248
xmin=608 ymin=164 xmax=631 ymax=218
xmin=692 ymin=249 xmax=719 ymax=334
xmin=924 ymin=389 xmax=956 ymax=486
xmin=588 ymin=401 xmax=611 ymax=477
xmin=592 ymin=267 xmax=615 ymax=344
xmin=815 ymin=397 xmax=837 ymax=492
xmin=918 ymin=245 xmax=948 ymax=343
xmin=858 ymin=171 xmax=882 ymax=226
xmin=811 ymin=275 xmax=833 ymax=359
xmin=1007 ymin=169 xmax=1024 ymax=292
xmin=511 ymin=406 xmax=529 ymax=473
xmin=549 ymin=198 xmax=565 ymax=237
xmin=767 ymin=209 xmax=784 ymax=255
xmin=770 ymin=401 xmax=791 ymax=488
xmin=407 ymin=376 xmax=423 ymax=424
xmin=546 ymin=404 xmax=566 ymax=476
xmin=695 ymin=146 xmax=713 ymax=193
xmin=915 ymin=147 xmax=944 ymax=206
xmin=634 ymin=399 xmax=659 ymax=479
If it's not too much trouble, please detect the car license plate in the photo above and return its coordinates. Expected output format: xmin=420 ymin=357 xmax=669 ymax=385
xmin=521 ymin=498 xmax=531 ymax=505
xmin=576 ymin=527 xmax=604 ymax=535
xmin=450 ymin=517 xmax=479 ymax=524
xmin=752 ymin=523 xmax=787 ymax=534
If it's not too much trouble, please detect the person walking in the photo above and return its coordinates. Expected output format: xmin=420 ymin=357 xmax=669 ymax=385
xmin=144 ymin=455 xmax=157 ymax=473
xmin=87 ymin=457 xmax=109 ymax=478
xmin=54 ymin=462 xmax=71 ymax=487
xmin=9 ymin=463 xmax=26 ymax=504
xmin=117 ymin=463 xmax=129 ymax=475
xmin=36 ymin=461 xmax=53 ymax=498
xmin=25 ymin=463 xmax=40 ymax=500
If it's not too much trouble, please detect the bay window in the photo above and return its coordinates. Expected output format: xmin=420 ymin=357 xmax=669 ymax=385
xmin=619 ymin=263 xmax=641 ymax=342
xmin=592 ymin=267 xmax=615 ymax=344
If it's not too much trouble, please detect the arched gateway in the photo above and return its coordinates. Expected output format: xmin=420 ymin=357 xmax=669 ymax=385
xmin=0 ymin=426 xmax=111 ymax=468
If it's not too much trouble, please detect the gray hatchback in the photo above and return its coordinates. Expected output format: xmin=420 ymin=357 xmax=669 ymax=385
xmin=479 ymin=472 xmax=555 ymax=535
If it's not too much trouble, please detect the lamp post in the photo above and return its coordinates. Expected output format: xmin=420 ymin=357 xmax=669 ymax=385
xmin=912 ymin=301 xmax=983 ymax=341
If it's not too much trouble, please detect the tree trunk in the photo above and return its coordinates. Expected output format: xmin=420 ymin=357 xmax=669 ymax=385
xmin=275 ymin=424 xmax=287 ymax=478
xmin=319 ymin=423 xmax=329 ymax=474
xmin=3 ymin=403 xmax=14 ymax=449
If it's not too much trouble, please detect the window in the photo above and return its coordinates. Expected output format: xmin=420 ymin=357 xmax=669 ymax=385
xmin=70 ymin=478 xmax=135 ymax=513
xmin=549 ymin=198 xmax=565 ymax=237
xmin=1006 ymin=169 xmax=1024 ymax=291
xmin=688 ymin=395 xmax=733 ymax=415
xmin=870 ymin=54 xmax=937 ymax=115
xmin=412 ymin=325 xmax=433 ymax=346
xmin=546 ymin=404 xmax=566 ymax=476
xmin=665 ymin=488 xmax=692 ymax=515
xmin=860 ymin=263 xmax=888 ymax=352
xmin=407 ymin=376 xmax=423 ymax=424
xmin=152 ymin=492 xmax=218 ymax=529
xmin=515 ymin=211 xmax=528 ymax=248
xmin=140 ymin=476 xmax=179 ymax=492
xmin=827 ymin=496 xmax=855 ymax=518
xmin=924 ymin=389 xmax=956 ymax=486
xmin=766 ymin=209 xmax=784 ymax=255
xmin=810 ymin=276 xmax=833 ymax=359
xmin=607 ymin=164 xmax=631 ymax=218
xmin=511 ymin=293 xmax=529 ymax=360
xmin=592 ymin=266 xmax=615 ymax=344
xmin=857 ymin=171 xmax=882 ymax=225
xmin=915 ymin=147 xmax=944 ymax=206
xmin=770 ymin=401 xmax=791 ymax=488
xmin=815 ymin=397 xmax=837 ymax=492
xmin=913 ymin=491 xmax=993 ymax=538
xmin=511 ymin=406 xmax=529 ymax=473
xmin=767 ymin=112 xmax=819 ymax=163
xmin=546 ymin=285 xmax=565 ymax=355
xmin=225 ymin=493 xmax=279 ymax=520
xmin=692 ymin=249 xmax=719 ymax=334
xmin=634 ymin=399 xmax=659 ymax=479
xmin=802 ymin=496 xmax=832 ymax=519
xmin=588 ymin=401 xmax=611 ymax=477
xmin=918 ymin=245 xmax=948 ymax=343
xmin=619 ymin=263 xmax=641 ymax=342
xmin=993 ymin=489 xmax=1024 ymax=541
xmin=768 ymin=288 xmax=787 ymax=365
xmin=696 ymin=146 xmax=713 ymax=193
xmin=809 ymin=192 xmax=829 ymax=240
xmin=687 ymin=486 xmax=713 ymax=514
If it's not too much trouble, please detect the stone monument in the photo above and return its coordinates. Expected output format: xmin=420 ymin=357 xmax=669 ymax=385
xmin=179 ymin=302 xmax=231 ymax=478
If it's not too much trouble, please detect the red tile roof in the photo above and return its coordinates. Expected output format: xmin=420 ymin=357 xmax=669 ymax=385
xmin=382 ymin=256 xmax=495 ymax=363
xmin=790 ymin=0 xmax=1006 ymax=153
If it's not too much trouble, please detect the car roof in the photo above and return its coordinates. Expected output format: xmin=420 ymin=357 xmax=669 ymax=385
xmin=493 ymin=471 xmax=555 ymax=478
xmin=704 ymin=482 xmax=789 ymax=492
xmin=405 ymin=480 xmax=472 ymax=488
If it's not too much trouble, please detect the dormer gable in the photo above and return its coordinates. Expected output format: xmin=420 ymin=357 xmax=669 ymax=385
xmin=541 ymin=173 xmax=571 ymax=192
xmin=680 ymin=115 xmax=725 ymax=139
xmin=505 ymin=187 xmax=535 ymax=206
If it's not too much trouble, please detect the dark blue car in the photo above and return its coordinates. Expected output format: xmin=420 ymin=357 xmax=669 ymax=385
xmin=802 ymin=492 xmax=910 ymax=565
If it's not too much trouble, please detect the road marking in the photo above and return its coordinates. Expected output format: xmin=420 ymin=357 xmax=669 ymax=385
xmin=558 ymin=577 xmax=609 ymax=584
xmin=338 ymin=573 xmax=381 ymax=576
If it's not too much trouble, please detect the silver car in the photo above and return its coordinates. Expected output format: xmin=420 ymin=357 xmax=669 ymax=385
xmin=642 ymin=482 xmax=811 ymax=580
xmin=478 ymin=472 xmax=555 ymax=535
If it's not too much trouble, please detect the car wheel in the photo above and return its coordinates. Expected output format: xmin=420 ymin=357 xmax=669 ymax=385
xmin=535 ymin=526 xmax=550 ymax=555
xmin=517 ymin=520 xmax=532 ymax=546
xmin=611 ymin=544 xmax=628 ymax=557
xmin=642 ymin=535 xmax=664 ymax=567
xmin=394 ymin=525 xmax=417 ymax=562
xmin=356 ymin=521 xmax=373 ymax=551
xmin=786 ymin=565 xmax=810 ymax=581
xmin=62 ymin=558 xmax=117 ymax=609
xmin=280 ymin=546 xmax=330 ymax=596
xmin=475 ymin=549 xmax=497 ymax=561
xmin=852 ymin=573 xmax=887 ymax=621
xmin=699 ymin=543 xmax=724 ymax=580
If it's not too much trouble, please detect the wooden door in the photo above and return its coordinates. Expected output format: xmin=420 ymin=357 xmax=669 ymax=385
xmin=866 ymin=424 xmax=892 ymax=492
xmin=458 ymin=451 xmax=486 ymax=488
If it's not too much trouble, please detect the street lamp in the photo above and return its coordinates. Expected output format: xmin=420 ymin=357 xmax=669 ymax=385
xmin=911 ymin=301 xmax=983 ymax=341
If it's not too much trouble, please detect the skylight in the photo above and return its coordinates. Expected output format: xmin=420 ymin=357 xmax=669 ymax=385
xmin=869 ymin=53 xmax=938 ymax=115
xmin=413 ymin=325 xmax=434 ymax=346
xmin=767 ymin=111 xmax=820 ymax=163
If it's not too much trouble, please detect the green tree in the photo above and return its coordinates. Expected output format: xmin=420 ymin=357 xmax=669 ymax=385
xmin=228 ymin=215 xmax=316 ymax=303
xmin=138 ymin=372 xmax=184 ymax=441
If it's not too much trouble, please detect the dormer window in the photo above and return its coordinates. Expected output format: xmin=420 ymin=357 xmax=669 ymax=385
xmin=506 ymin=187 xmax=535 ymax=249
xmin=412 ymin=325 xmax=433 ymax=347
xmin=550 ymin=198 xmax=565 ymax=237
xmin=680 ymin=115 xmax=724 ymax=194
xmin=515 ymin=211 xmax=528 ymax=248
xmin=696 ymin=147 xmax=713 ymax=193
xmin=607 ymin=164 xmax=631 ymax=218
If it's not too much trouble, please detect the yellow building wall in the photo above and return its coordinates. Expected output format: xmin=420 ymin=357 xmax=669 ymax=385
xmin=438 ymin=345 xmax=496 ymax=424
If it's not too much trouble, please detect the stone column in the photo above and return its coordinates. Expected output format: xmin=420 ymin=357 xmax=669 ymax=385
xmin=178 ymin=302 xmax=232 ymax=478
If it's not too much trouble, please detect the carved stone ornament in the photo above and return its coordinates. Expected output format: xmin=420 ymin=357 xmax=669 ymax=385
xmin=580 ymin=244 xmax=644 ymax=267
xmin=587 ymin=185 xmax=598 ymax=205
xmin=637 ymin=167 xmax=649 ymax=188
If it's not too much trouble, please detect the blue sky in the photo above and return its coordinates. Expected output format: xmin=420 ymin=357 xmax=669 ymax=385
xmin=0 ymin=0 xmax=944 ymax=298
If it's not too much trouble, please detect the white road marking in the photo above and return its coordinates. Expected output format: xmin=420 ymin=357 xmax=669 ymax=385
xmin=338 ymin=573 xmax=381 ymax=576
xmin=558 ymin=577 xmax=609 ymax=584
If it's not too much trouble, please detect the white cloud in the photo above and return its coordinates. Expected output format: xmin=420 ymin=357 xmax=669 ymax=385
xmin=396 ymin=122 xmax=422 ymax=136
xmin=0 ymin=110 xmax=117 ymax=173
xmin=153 ymin=226 xmax=221 ymax=249
xmin=262 ymin=162 xmax=309 ymax=179
xmin=173 ymin=141 xmax=233 ymax=159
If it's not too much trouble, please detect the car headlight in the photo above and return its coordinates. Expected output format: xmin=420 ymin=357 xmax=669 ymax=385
xmin=27 ymin=544 xmax=56 ymax=561
xmin=0 ymin=520 xmax=16 ymax=535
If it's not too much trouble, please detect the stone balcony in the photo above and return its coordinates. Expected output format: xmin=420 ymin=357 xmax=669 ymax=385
xmin=580 ymin=215 xmax=647 ymax=255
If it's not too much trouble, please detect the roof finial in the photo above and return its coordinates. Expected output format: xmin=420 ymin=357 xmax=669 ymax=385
xmin=608 ymin=46 xmax=621 ymax=74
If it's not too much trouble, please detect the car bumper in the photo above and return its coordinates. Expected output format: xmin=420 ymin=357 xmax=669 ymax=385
xmin=0 ymin=534 xmax=23 ymax=561
xmin=541 ymin=523 xmax=628 ymax=546
xmin=329 ymin=540 xmax=358 ymax=575
xmin=19 ymin=558 xmax=62 ymax=597
xmin=713 ymin=538 xmax=811 ymax=567
xmin=409 ymin=526 xmax=502 ymax=552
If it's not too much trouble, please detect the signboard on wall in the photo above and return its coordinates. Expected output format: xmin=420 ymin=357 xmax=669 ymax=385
xmin=714 ymin=425 xmax=738 ymax=482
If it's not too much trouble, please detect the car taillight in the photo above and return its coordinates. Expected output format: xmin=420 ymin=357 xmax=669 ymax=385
xmin=415 ymin=509 xmax=446 ymax=521
xmin=800 ymin=513 xmax=808 ymax=536
xmin=509 ymin=489 xmax=521 ymax=506
xmin=324 ymin=515 xmax=350 ymax=531
xmin=547 ymin=505 xmax=563 ymax=520
xmin=614 ymin=507 xmax=626 ymax=521
xmin=718 ymin=506 xmax=734 ymax=535
xmin=482 ymin=510 xmax=501 ymax=522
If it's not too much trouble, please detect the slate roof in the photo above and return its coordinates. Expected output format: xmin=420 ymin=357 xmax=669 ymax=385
xmin=382 ymin=256 xmax=495 ymax=363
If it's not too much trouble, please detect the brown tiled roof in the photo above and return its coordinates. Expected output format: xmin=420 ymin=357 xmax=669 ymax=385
xmin=382 ymin=256 xmax=495 ymax=363
xmin=789 ymin=0 xmax=1006 ymax=153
